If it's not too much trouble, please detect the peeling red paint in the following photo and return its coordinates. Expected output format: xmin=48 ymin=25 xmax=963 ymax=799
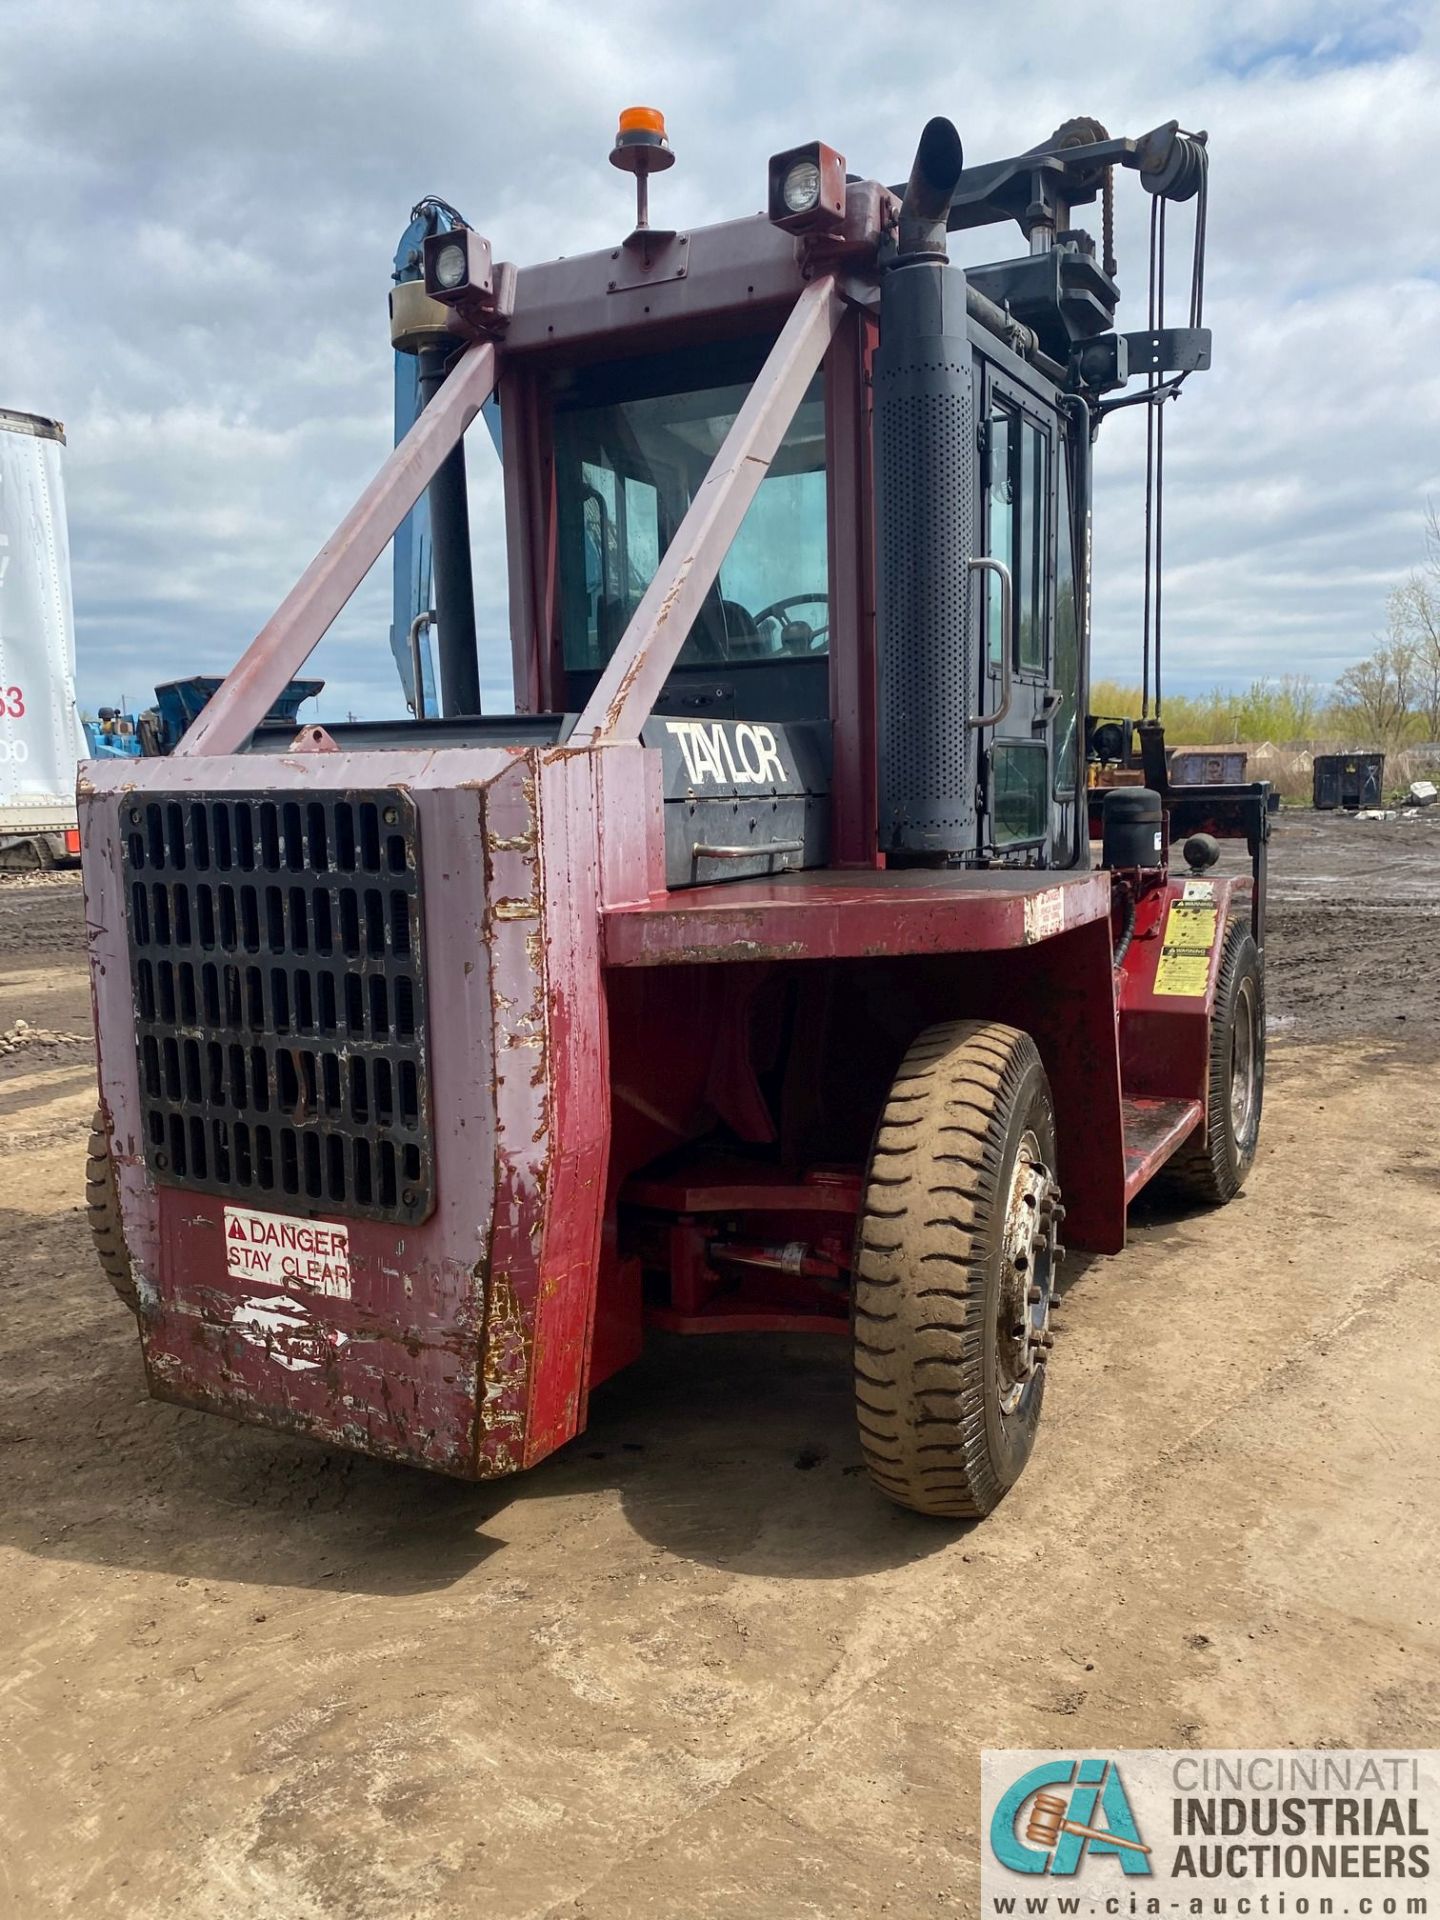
xmin=80 ymin=746 xmax=610 ymax=1482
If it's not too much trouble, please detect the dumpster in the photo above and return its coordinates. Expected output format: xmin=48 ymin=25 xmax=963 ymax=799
xmin=139 ymin=677 xmax=324 ymax=754
xmin=1313 ymin=752 xmax=1384 ymax=810
xmin=1170 ymin=747 xmax=1248 ymax=786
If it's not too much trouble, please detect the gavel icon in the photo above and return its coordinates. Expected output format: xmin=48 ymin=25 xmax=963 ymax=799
xmin=1026 ymin=1792 xmax=1152 ymax=1857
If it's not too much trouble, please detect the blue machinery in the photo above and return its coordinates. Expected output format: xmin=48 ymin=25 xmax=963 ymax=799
xmin=389 ymin=198 xmax=457 ymax=719
xmin=390 ymin=196 xmax=501 ymax=719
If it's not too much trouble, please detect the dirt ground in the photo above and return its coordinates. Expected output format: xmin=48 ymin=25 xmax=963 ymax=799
xmin=1 ymin=811 xmax=1437 ymax=1919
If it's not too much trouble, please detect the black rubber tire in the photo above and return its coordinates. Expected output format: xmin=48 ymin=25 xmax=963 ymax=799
xmin=1164 ymin=921 xmax=1265 ymax=1205
xmin=86 ymin=1107 xmax=137 ymax=1314
xmin=0 ymin=836 xmax=53 ymax=873
xmin=853 ymin=1020 xmax=1058 ymax=1519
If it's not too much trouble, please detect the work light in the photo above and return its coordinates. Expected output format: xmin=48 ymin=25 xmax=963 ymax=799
xmin=767 ymin=141 xmax=847 ymax=235
xmin=433 ymin=243 xmax=468 ymax=291
xmin=422 ymin=227 xmax=494 ymax=305
xmin=783 ymin=159 xmax=822 ymax=214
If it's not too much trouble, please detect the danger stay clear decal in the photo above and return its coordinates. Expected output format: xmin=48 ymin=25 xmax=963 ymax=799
xmin=223 ymin=1204 xmax=352 ymax=1298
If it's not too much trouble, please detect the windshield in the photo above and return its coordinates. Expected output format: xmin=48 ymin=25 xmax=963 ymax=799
xmin=555 ymin=367 xmax=828 ymax=673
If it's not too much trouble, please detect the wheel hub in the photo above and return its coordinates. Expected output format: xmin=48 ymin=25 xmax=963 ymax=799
xmin=996 ymin=1129 xmax=1064 ymax=1415
xmin=1230 ymin=975 xmax=1258 ymax=1140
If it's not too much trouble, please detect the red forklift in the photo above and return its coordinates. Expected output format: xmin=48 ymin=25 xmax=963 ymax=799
xmin=82 ymin=106 xmax=1268 ymax=1518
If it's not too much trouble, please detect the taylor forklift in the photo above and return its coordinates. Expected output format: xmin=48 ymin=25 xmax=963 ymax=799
xmin=82 ymin=105 xmax=1269 ymax=1519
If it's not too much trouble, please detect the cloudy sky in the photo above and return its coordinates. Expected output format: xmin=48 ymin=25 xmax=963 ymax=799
xmin=3 ymin=0 xmax=1437 ymax=721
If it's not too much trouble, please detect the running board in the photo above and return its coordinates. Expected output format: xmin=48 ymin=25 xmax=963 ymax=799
xmin=1122 ymin=1097 xmax=1203 ymax=1202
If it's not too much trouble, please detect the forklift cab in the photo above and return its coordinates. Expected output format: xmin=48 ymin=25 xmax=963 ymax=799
xmin=179 ymin=107 xmax=1217 ymax=891
xmin=516 ymin=295 xmax=1088 ymax=879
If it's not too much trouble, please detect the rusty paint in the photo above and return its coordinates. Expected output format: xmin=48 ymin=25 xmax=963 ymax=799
xmin=475 ymin=1261 xmax=528 ymax=1474
xmin=81 ymin=748 xmax=524 ymax=1477
xmin=602 ymin=870 xmax=1112 ymax=968
xmin=632 ymin=940 xmax=810 ymax=967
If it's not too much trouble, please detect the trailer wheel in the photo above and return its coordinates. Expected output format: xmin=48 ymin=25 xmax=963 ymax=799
xmin=853 ymin=1021 xmax=1062 ymax=1519
xmin=86 ymin=1107 xmax=137 ymax=1314
xmin=0 ymin=835 xmax=53 ymax=872
xmin=1164 ymin=922 xmax=1265 ymax=1205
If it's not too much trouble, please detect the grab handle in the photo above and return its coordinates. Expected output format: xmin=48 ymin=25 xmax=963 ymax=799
xmin=967 ymin=556 xmax=1014 ymax=731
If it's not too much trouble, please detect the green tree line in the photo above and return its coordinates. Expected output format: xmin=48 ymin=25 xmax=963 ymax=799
xmin=1093 ymin=507 xmax=1440 ymax=749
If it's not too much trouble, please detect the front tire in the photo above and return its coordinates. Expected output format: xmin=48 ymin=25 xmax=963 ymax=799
xmin=853 ymin=1021 xmax=1062 ymax=1519
xmin=1164 ymin=922 xmax=1264 ymax=1205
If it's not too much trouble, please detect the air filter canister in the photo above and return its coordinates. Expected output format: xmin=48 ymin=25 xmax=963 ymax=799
xmin=1101 ymin=786 xmax=1164 ymax=868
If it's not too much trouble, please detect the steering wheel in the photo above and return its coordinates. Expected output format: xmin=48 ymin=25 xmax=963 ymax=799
xmin=752 ymin=591 xmax=830 ymax=651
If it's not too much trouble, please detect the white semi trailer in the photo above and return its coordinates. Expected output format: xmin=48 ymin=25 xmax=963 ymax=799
xmin=0 ymin=409 xmax=86 ymax=867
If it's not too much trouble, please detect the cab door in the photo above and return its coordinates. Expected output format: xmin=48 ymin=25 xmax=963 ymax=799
xmin=978 ymin=363 xmax=1062 ymax=863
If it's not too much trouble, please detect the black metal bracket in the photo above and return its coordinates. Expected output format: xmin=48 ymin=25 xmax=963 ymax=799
xmin=1123 ymin=327 xmax=1211 ymax=377
xmin=890 ymin=121 xmax=1207 ymax=237
xmin=1069 ymin=327 xmax=1211 ymax=394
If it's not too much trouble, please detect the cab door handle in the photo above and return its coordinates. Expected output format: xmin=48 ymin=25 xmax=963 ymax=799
xmin=967 ymin=556 xmax=1014 ymax=730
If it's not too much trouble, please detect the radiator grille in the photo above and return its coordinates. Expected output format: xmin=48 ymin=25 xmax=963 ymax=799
xmin=120 ymin=791 xmax=433 ymax=1224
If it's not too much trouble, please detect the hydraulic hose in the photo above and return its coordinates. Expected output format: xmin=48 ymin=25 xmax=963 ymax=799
xmin=1112 ymin=891 xmax=1138 ymax=969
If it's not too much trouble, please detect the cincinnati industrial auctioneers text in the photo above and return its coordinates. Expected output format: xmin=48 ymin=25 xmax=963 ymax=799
xmin=1170 ymin=1755 xmax=1429 ymax=1887
xmin=981 ymin=1750 xmax=1438 ymax=1915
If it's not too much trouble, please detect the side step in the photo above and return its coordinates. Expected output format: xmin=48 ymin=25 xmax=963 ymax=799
xmin=1122 ymin=1097 xmax=1203 ymax=1202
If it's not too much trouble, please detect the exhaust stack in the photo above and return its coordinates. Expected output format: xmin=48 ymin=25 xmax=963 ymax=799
xmin=875 ymin=116 xmax=979 ymax=859
xmin=897 ymin=117 xmax=965 ymax=259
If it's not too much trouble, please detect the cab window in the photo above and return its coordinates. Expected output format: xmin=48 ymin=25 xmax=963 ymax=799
xmin=1053 ymin=442 xmax=1080 ymax=793
xmin=993 ymin=741 xmax=1048 ymax=846
xmin=555 ymin=348 xmax=828 ymax=673
xmin=985 ymin=403 xmax=1049 ymax=673
xmin=1017 ymin=419 xmax=1047 ymax=671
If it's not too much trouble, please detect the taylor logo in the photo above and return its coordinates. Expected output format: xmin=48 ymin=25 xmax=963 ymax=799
xmin=990 ymin=1758 xmax=1152 ymax=1877
xmin=664 ymin=719 xmax=789 ymax=788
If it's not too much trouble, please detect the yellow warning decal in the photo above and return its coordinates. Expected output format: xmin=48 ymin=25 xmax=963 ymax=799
xmin=1153 ymin=900 xmax=1218 ymax=997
